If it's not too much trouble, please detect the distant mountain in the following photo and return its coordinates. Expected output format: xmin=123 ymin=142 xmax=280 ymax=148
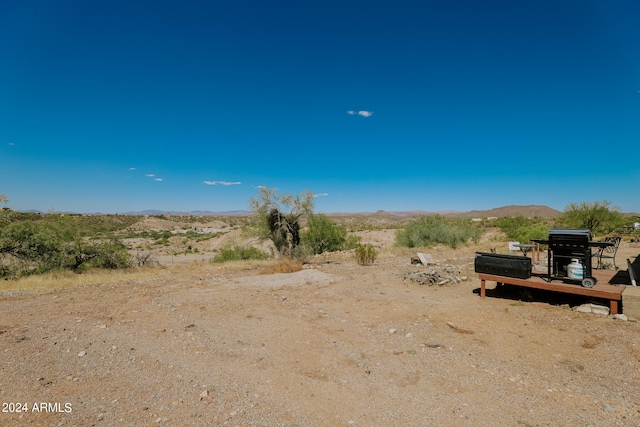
xmin=447 ymin=205 xmax=561 ymax=219
xmin=15 ymin=205 xmax=562 ymax=218
xmin=328 ymin=205 xmax=560 ymax=219
xmin=119 ymin=210 xmax=252 ymax=216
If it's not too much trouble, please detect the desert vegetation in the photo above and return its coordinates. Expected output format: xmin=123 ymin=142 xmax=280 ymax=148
xmin=1 ymin=190 xmax=637 ymax=281
xmin=395 ymin=214 xmax=483 ymax=248
xmin=249 ymin=188 xmax=360 ymax=259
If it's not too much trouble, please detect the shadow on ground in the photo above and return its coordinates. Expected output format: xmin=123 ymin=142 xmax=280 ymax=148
xmin=472 ymin=284 xmax=620 ymax=310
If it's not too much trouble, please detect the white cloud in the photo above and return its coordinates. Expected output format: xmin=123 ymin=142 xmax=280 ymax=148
xmin=347 ymin=110 xmax=373 ymax=117
xmin=9 ymin=142 xmax=15 ymax=146
xmin=146 ymin=173 xmax=155 ymax=177
xmin=128 ymin=167 xmax=136 ymax=171
xmin=312 ymin=193 xmax=329 ymax=198
xmin=204 ymin=180 xmax=242 ymax=186
xmin=154 ymin=178 xmax=163 ymax=182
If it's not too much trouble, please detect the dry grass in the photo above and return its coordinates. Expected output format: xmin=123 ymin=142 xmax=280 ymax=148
xmin=0 ymin=268 xmax=160 ymax=293
xmin=258 ymin=258 xmax=304 ymax=275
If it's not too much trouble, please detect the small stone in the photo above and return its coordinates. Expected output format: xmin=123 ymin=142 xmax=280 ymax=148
xmin=405 ymin=333 xmax=413 ymax=338
xmin=576 ymin=304 xmax=594 ymax=313
xmin=78 ymin=351 xmax=86 ymax=357
xmin=389 ymin=328 xmax=396 ymax=334
xmin=601 ymin=403 xmax=616 ymax=412
xmin=590 ymin=304 xmax=610 ymax=315
xmin=613 ymin=314 xmax=628 ymax=321
xmin=156 ymin=416 xmax=162 ymax=422
xmin=199 ymin=389 xmax=209 ymax=399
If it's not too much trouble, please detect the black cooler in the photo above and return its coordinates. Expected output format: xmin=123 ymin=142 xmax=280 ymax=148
xmin=474 ymin=252 xmax=532 ymax=279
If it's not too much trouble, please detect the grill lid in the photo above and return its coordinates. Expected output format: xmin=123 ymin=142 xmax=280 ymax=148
xmin=548 ymin=228 xmax=591 ymax=236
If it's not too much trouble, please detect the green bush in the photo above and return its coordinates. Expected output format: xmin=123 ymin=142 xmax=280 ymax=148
xmin=89 ymin=239 xmax=132 ymax=269
xmin=0 ymin=221 xmax=66 ymax=275
xmin=512 ymin=225 xmax=548 ymax=244
xmin=395 ymin=215 xmax=482 ymax=248
xmin=560 ymin=200 xmax=624 ymax=234
xmin=495 ymin=215 xmax=530 ymax=240
xmin=0 ymin=221 xmax=132 ymax=277
xmin=355 ymin=244 xmax=377 ymax=266
xmin=213 ymin=246 xmax=269 ymax=262
xmin=495 ymin=215 xmax=548 ymax=243
xmin=301 ymin=214 xmax=358 ymax=255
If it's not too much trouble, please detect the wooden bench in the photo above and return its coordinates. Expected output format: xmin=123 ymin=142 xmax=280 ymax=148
xmin=479 ymin=272 xmax=625 ymax=315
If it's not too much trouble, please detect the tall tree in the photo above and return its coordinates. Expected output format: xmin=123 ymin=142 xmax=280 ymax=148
xmin=249 ymin=187 xmax=314 ymax=256
xmin=561 ymin=200 xmax=623 ymax=234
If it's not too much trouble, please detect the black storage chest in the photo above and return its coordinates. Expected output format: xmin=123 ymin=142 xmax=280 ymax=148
xmin=474 ymin=252 xmax=532 ymax=279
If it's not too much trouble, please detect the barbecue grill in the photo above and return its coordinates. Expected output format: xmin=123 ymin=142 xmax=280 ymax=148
xmin=534 ymin=229 xmax=597 ymax=287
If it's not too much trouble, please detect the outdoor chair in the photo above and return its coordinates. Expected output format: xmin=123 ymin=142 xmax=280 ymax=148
xmin=592 ymin=236 xmax=622 ymax=269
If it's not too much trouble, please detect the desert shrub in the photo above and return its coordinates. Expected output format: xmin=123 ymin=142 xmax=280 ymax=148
xmin=495 ymin=215 xmax=530 ymax=240
xmin=512 ymin=225 xmax=548 ymax=244
xmin=292 ymin=243 xmax=315 ymax=260
xmin=0 ymin=221 xmax=66 ymax=275
xmin=560 ymin=200 xmax=624 ymax=234
xmin=46 ymin=213 xmax=140 ymax=241
xmin=0 ymin=221 xmax=133 ymax=277
xmin=213 ymin=246 xmax=269 ymax=262
xmin=495 ymin=215 xmax=548 ymax=243
xmin=355 ymin=244 xmax=377 ymax=266
xmin=301 ymin=214 xmax=357 ymax=255
xmin=89 ymin=239 xmax=132 ymax=269
xmin=395 ymin=215 xmax=482 ymax=248
xmin=249 ymin=187 xmax=314 ymax=256
xmin=133 ymin=251 xmax=158 ymax=267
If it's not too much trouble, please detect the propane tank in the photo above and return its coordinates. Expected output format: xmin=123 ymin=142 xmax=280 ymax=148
xmin=567 ymin=259 xmax=584 ymax=280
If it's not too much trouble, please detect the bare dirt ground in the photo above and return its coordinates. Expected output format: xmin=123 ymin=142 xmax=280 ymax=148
xmin=1 ymin=231 xmax=640 ymax=426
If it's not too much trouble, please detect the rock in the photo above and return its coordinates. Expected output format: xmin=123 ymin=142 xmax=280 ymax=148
xmin=389 ymin=328 xmax=396 ymax=334
xmin=601 ymin=403 xmax=616 ymax=412
xmin=575 ymin=304 xmax=591 ymax=313
xmin=199 ymin=389 xmax=209 ymax=399
xmin=613 ymin=313 xmax=628 ymax=321
xmin=403 ymin=268 xmax=467 ymax=286
xmin=591 ymin=304 xmax=610 ymax=315
xmin=78 ymin=351 xmax=86 ymax=357
xmin=575 ymin=303 xmax=610 ymax=315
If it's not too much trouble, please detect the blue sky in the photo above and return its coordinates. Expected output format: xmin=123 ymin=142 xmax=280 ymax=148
xmin=1 ymin=0 xmax=639 ymax=214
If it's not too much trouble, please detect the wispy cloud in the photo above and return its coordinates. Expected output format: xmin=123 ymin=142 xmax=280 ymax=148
xmin=312 ymin=193 xmax=329 ymax=198
xmin=204 ymin=181 xmax=242 ymax=186
xmin=347 ymin=110 xmax=373 ymax=117
xmin=154 ymin=178 xmax=163 ymax=182
xmin=8 ymin=142 xmax=15 ymax=146
xmin=146 ymin=173 xmax=155 ymax=177
xmin=128 ymin=167 xmax=136 ymax=171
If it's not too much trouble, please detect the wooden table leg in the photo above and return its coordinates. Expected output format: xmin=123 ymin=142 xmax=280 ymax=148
xmin=610 ymin=300 xmax=618 ymax=315
xmin=481 ymin=279 xmax=486 ymax=298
